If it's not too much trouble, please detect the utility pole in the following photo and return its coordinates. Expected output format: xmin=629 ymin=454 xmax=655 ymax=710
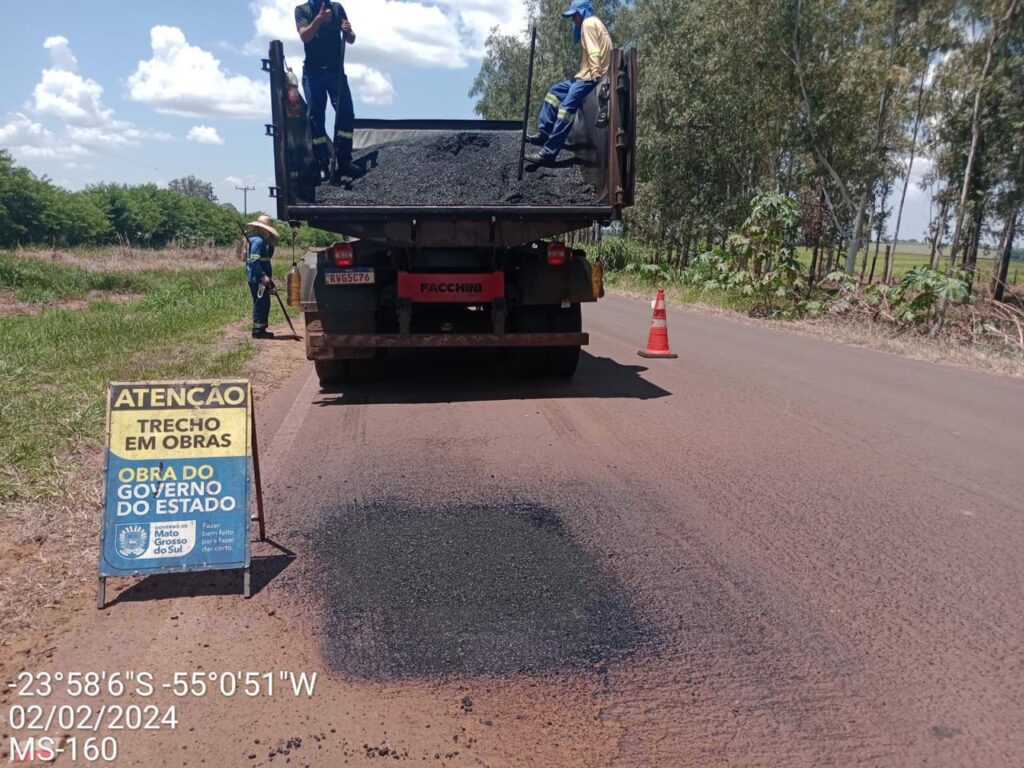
xmin=235 ymin=185 xmax=256 ymax=216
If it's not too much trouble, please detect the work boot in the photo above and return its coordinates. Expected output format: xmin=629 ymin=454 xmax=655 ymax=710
xmin=525 ymin=133 xmax=547 ymax=146
xmin=332 ymin=162 xmax=364 ymax=183
xmin=525 ymin=151 xmax=557 ymax=167
xmin=252 ymin=330 xmax=275 ymax=339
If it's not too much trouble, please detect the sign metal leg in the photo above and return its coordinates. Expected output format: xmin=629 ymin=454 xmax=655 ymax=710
xmin=96 ymin=577 xmax=106 ymax=610
xmin=251 ymin=407 xmax=267 ymax=542
xmin=243 ymin=567 xmax=252 ymax=599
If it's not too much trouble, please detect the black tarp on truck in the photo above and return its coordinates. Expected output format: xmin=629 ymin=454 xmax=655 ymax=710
xmin=263 ymin=39 xmax=637 ymax=384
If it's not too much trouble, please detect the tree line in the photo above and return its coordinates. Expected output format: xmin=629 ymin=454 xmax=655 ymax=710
xmin=0 ymin=153 xmax=253 ymax=249
xmin=471 ymin=0 xmax=1023 ymax=296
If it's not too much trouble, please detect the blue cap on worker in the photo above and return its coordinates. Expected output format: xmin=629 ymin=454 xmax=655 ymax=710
xmin=562 ymin=0 xmax=593 ymax=18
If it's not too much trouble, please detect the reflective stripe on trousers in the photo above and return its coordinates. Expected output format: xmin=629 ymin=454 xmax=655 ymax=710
xmin=536 ymin=78 xmax=597 ymax=158
xmin=302 ymin=71 xmax=356 ymax=167
xmin=249 ymin=281 xmax=271 ymax=332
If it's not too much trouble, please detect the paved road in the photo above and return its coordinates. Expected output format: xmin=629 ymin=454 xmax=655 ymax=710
xmin=33 ymin=294 xmax=1021 ymax=766
xmin=253 ymin=293 xmax=1024 ymax=766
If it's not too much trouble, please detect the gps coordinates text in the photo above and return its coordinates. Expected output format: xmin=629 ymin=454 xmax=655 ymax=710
xmin=5 ymin=670 xmax=317 ymax=764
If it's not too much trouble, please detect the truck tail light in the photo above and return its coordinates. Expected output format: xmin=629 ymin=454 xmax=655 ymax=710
xmin=547 ymin=242 xmax=567 ymax=266
xmin=332 ymin=242 xmax=354 ymax=268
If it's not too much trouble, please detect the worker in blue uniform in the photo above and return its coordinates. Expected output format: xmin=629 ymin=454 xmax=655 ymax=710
xmin=246 ymin=215 xmax=280 ymax=338
xmin=526 ymin=0 xmax=613 ymax=166
xmin=295 ymin=0 xmax=361 ymax=181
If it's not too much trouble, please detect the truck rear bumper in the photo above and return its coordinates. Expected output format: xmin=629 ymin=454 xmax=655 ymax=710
xmin=307 ymin=331 xmax=588 ymax=359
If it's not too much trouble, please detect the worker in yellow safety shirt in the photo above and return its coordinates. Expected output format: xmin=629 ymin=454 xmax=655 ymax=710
xmin=525 ymin=0 xmax=612 ymax=166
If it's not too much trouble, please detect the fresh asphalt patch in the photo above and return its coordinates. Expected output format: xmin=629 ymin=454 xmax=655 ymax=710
xmin=310 ymin=499 xmax=644 ymax=680
xmin=315 ymin=131 xmax=595 ymax=207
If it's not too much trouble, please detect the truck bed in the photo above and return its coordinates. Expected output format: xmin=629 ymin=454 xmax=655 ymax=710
xmin=266 ymin=42 xmax=637 ymax=247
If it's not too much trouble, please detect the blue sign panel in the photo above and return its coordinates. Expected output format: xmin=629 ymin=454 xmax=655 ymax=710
xmin=99 ymin=381 xmax=252 ymax=577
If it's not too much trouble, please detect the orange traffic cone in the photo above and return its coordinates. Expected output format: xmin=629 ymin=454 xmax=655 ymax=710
xmin=638 ymin=289 xmax=678 ymax=359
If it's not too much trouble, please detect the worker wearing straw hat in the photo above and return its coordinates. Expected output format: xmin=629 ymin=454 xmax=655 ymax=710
xmin=246 ymin=215 xmax=280 ymax=338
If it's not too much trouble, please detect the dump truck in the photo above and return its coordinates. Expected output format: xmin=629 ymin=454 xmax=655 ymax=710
xmin=263 ymin=40 xmax=637 ymax=386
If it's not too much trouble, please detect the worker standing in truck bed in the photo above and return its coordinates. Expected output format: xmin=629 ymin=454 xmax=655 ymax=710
xmin=295 ymin=0 xmax=361 ymax=181
xmin=526 ymin=0 xmax=612 ymax=166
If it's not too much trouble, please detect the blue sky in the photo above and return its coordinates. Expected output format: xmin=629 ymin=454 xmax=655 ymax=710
xmin=1 ymin=1 xmax=936 ymax=240
xmin=1 ymin=0 xmax=526 ymax=214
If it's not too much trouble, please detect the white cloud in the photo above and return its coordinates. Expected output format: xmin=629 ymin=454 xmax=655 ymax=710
xmin=0 ymin=112 xmax=90 ymax=160
xmin=43 ymin=35 xmax=78 ymax=71
xmin=0 ymin=112 xmax=52 ymax=145
xmin=65 ymin=125 xmax=133 ymax=147
xmin=902 ymin=155 xmax=935 ymax=201
xmin=248 ymin=0 xmax=528 ymax=102
xmin=251 ymin=0 xmax=457 ymax=69
xmin=451 ymin=0 xmax=529 ymax=57
xmin=23 ymin=36 xmax=167 ymax=152
xmin=31 ymin=36 xmax=114 ymax=125
xmin=64 ymin=125 xmax=171 ymax=148
xmin=187 ymin=125 xmax=225 ymax=145
xmin=15 ymin=145 xmax=89 ymax=160
xmin=347 ymin=64 xmax=395 ymax=106
xmin=129 ymin=26 xmax=267 ymax=118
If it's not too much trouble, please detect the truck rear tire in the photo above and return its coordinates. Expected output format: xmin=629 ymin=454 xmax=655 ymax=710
xmin=544 ymin=303 xmax=582 ymax=377
xmin=315 ymin=360 xmax=349 ymax=387
xmin=544 ymin=345 xmax=580 ymax=377
xmin=511 ymin=307 xmax=546 ymax=375
xmin=512 ymin=304 xmax=582 ymax=377
xmin=315 ymin=357 xmax=380 ymax=386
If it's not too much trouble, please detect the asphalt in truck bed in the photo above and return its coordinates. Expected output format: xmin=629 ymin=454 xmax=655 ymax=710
xmin=315 ymin=131 xmax=596 ymax=207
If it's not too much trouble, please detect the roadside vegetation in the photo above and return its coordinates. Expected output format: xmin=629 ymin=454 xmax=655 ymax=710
xmin=0 ymin=249 xmax=276 ymax=637
xmin=1 ymin=251 xmax=177 ymax=302
xmin=0 ymin=247 xmax=312 ymax=640
xmin=593 ymin=194 xmax=1024 ymax=362
xmin=0 ymin=252 xmax=255 ymax=502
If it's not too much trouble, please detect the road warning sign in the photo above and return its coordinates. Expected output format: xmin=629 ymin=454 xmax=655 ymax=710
xmin=99 ymin=381 xmax=254 ymax=593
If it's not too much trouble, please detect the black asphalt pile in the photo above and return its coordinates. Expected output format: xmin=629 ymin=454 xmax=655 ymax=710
xmin=311 ymin=499 xmax=643 ymax=680
xmin=315 ymin=131 xmax=595 ymax=207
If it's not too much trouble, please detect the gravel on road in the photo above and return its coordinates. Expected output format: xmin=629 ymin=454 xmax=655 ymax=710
xmin=313 ymin=499 xmax=643 ymax=680
xmin=314 ymin=131 xmax=596 ymax=207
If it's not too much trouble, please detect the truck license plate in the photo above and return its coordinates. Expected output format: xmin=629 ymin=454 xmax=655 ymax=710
xmin=325 ymin=268 xmax=375 ymax=286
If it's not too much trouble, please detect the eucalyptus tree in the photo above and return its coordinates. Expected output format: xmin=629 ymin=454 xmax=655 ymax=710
xmin=945 ymin=0 xmax=1021 ymax=270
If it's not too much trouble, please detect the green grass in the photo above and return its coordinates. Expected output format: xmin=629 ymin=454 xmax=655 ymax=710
xmin=0 ymin=253 xmax=175 ymax=302
xmin=591 ymin=237 xmax=660 ymax=271
xmin=604 ymin=270 xmax=760 ymax=313
xmin=588 ymin=237 xmax=1021 ymax=287
xmin=796 ymin=242 xmax=1022 ymax=285
xmin=0 ymin=257 xmax=257 ymax=501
